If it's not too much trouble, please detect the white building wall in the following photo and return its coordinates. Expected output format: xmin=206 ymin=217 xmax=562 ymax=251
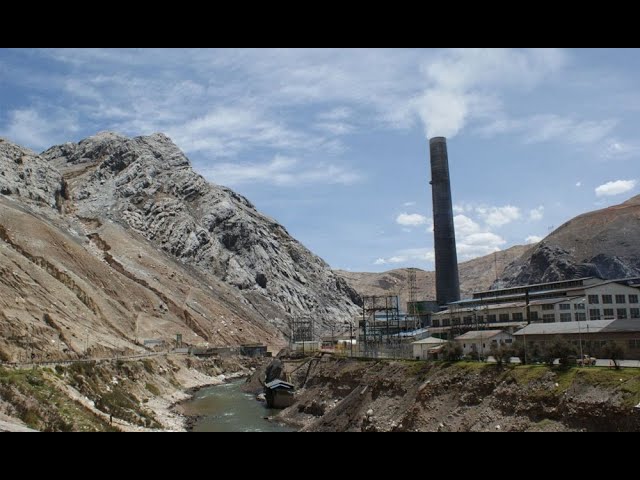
xmin=432 ymin=282 xmax=640 ymax=327
xmin=584 ymin=284 xmax=640 ymax=321
xmin=456 ymin=332 xmax=513 ymax=356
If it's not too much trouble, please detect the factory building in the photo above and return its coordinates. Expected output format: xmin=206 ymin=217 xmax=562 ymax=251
xmin=430 ymin=277 xmax=640 ymax=338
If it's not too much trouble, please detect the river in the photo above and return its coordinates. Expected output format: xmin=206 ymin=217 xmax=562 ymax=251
xmin=182 ymin=380 xmax=296 ymax=432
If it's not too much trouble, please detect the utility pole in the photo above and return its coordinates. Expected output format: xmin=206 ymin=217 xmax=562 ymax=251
xmin=407 ymin=268 xmax=418 ymax=331
xmin=350 ymin=322 xmax=354 ymax=357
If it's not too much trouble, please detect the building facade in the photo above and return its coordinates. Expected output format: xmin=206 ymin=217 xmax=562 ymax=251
xmin=513 ymin=319 xmax=640 ymax=360
xmin=454 ymin=330 xmax=513 ymax=357
xmin=431 ymin=277 xmax=640 ymax=338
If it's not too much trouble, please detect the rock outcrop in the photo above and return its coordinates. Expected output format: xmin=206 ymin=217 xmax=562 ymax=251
xmin=43 ymin=132 xmax=360 ymax=334
xmin=0 ymin=138 xmax=67 ymax=211
xmin=499 ymin=196 xmax=640 ymax=287
xmin=0 ymin=132 xmax=361 ymax=362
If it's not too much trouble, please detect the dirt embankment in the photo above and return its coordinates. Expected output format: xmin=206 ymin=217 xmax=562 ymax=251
xmin=0 ymin=354 xmax=260 ymax=432
xmin=275 ymin=357 xmax=640 ymax=432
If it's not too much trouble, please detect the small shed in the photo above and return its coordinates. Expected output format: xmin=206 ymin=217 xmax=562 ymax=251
xmin=264 ymin=379 xmax=296 ymax=409
xmin=412 ymin=337 xmax=447 ymax=360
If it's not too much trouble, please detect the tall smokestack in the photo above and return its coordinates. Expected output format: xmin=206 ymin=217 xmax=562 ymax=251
xmin=429 ymin=137 xmax=460 ymax=305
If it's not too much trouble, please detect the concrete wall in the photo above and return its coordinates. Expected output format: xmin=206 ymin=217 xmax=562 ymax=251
xmin=456 ymin=332 xmax=513 ymax=356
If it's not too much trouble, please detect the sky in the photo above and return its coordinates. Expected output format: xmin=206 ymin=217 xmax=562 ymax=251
xmin=1 ymin=48 xmax=639 ymax=272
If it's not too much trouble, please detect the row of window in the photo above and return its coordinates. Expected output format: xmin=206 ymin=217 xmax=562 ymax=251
xmin=589 ymin=308 xmax=640 ymax=320
xmin=433 ymin=308 xmax=640 ymax=327
xmin=588 ymin=294 xmax=638 ymax=305
xmin=543 ymin=303 xmax=586 ymax=311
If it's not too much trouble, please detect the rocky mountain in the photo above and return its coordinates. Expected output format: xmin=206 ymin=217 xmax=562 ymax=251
xmin=499 ymin=196 xmax=640 ymax=286
xmin=0 ymin=133 xmax=359 ymax=362
xmin=335 ymin=244 xmax=530 ymax=309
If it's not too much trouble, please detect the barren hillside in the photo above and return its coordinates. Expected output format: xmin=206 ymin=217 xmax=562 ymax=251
xmin=0 ymin=133 xmax=361 ymax=362
xmin=335 ymin=244 xmax=530 ymax=309
xmin=499 ymin=195 xmax=640 ymax=286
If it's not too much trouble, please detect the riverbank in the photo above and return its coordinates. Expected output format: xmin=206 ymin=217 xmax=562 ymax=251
xmin=179 ymin=380 xmax=295 ymax=432
xmin=172 ymin=370 xmax=253 ymax=431
xmin=275 ymin=356 xmax=640 ymax=432
xmin=0 ymin=354 xmax=265 ymax=432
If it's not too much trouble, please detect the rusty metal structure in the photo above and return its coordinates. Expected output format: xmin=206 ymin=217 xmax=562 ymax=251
xmin=360 ymin=295 xmax=400 ymax=348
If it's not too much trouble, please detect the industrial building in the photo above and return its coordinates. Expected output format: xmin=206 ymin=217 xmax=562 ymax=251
xmin=412 ymin=337 xmax=447 ymax=360
xmin=513 ymin=319 xmax=640 ymax=360
xmin=454 ymin=330 xmax=513 ymax=357
xmin=430 ymin=277 xmax=640 ymax=338
xmin=413 ymin=134 xmax=640 ymax=362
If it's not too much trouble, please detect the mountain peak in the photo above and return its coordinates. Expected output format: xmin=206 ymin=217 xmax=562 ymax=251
xmin=39 ymin=132 xmax=360 ymax=332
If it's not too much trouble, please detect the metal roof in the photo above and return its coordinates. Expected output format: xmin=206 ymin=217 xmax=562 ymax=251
xmin=412 ymin=337 xmax=448 ymax=345
xmin=265 ymin=379 xmax=295 ymax=390
xmin=454 ymin=330 xmax=506 ymax=341
xmin=398 ymin=328 xmax=430 ymax=337
xmin=472 ymin=277 xmax=597 ymax=297
xmin=513 ymin=320 xmax=614 ymax=336
xmin=601 ymin=319 xmax=640 ymax=333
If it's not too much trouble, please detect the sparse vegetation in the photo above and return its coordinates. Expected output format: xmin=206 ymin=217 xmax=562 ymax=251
xmin=441 ymin=342 xmax=463 ymax=362
xmin=541 ymin=339 xmax=577 ymax=367
xmin=489 ymin=343 xmax=513 ymax=367
xmin=145 ymin=383 xmax=161 ymax=396
xmin=0 ymin=367 xmax=114 ymax=431
xmin=602 ymin=342 xmax=624 ymax=370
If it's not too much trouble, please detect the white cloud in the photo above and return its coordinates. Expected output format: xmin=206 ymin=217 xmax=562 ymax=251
xmin=529 ymin=206 xmax=544 ymax=221
xmin=601 ymin=140 xmax=638 ymax=159
xmin=20 ymin=48 xmax=573 ymax=156
xmin=379 ymin=211 xmax=509 ymax=266
xmin=0 ymin=108 xmax=79 ymax=151
xmin=476 ymin=205 xmax=521 ymax=227
xmin=454 ymin=214 xmax=482 ymax=236
xmin=403 ymin=201 xmax=416 ymax=207
xmin=396 ymin=213 xmax=428 ymax=227
xmin=415 ymin=48 xmax=566 ymax=138
xmin=576 ymin=181 xmax=582 ymax=187
xmin=595 ymin=179 xmax=637 ymax=197
xmin=201 ymin=155 xmax=361 ymax=187
xmin=374 ymin=248 xmax=435 ymax=266
xmin=318 ymin=107 xmax=352 ymax=121
xmin=478 ymin=114 xmax=617 ymax=147
xmin=456 ymin=232 xmax=506 ymax=260
xmin=526 ymin=235 xmax=543 ymax=244
xmin=315 ymin=122 xmax=354 ymax=136
xmin=167 ymin=106 xmax=337 ymax=157
xmin=453 ymin=203 xmax=474 ymax=214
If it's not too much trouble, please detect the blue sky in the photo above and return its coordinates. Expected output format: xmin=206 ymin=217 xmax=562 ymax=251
xmin=1 ymin=48 xmax=639 ymax=272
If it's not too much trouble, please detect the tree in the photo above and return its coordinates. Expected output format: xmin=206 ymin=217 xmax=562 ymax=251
xmin=602 ymin=341 xmax=624 ymax=370
xmin=441 ymin=342 xmax=463 ymax=362
xmin=512 ymin=340 xmax=528 ymax=365
xmin=490 ymin=343 xmax=513 ymax=367
xmin=541 ymin=338 xmax=577 ymax=367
